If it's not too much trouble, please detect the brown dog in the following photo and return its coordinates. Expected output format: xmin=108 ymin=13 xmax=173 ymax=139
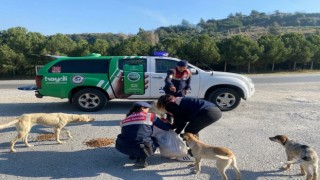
xmin=182 ymin=133 xmax=241 ymax=180
xmin=269 ymin=135 xmax=318 ymax=180
xmin=0 ymin=113 xmax=95 ymax=152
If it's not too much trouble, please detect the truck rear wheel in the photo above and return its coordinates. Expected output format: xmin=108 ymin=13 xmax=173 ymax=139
xmin=72 ymin=88 xmax=107 ymax=112
xmin=208 ymin=88 xmax=241 ymax=111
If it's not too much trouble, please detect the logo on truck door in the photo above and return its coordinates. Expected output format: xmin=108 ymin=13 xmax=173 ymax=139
xmin=72 ymin=75 xmax=85 ymax=84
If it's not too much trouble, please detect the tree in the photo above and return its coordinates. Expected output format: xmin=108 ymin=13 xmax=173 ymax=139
xmin=306 ymin=34 xmax=320 ymax=70
xmin=1 ymin=27 xmax=31 ymax=54
xmin=281 ymin=33 xmax=313 ymax=70
xmin=156 ymin=37 xmax=186 ymax=58
xmin=198 ymin=18 xmax=217 ymax=34
xmin=137 ymin=28 xmax=158 ymax=46
xmin=258 ymin=35 xmax=288 ymax=71
xmin=0 ymin=44 xmax=26 ymax=76
xmin=1 ymin=28 xmax=47 ymax=75
xmin=268 ymin=22 xmax=282 ymax=35
xmin=46 ymin=33 xmax=75 ymax=55
xmin=184 ymin=35 xmax=220 ymax=66
xmin=27 ymin=32 xmax=46 ymax=55
xmin=90 ymin=39 xmax=109 ymax=55
xmin=112 ymin=36 xmax=151 ymax=56
xmin=219 ymin=35 xmax=262 ymax=73
xmin=70 ymin=39 xmax=90 ymax=56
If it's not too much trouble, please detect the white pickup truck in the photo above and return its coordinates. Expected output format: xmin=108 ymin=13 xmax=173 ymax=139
xmin=145 ymin=56 xmax=255 ymax=111
xmin=19 ymin=54 xmax=255 ymax=112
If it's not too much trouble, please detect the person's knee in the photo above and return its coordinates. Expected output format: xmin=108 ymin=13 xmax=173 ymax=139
xmin=208 ymin=107 xmax=222 ymax=123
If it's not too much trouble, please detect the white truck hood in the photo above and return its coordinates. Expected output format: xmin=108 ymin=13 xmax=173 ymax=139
xmin=198 ymin=70 xmax=255 ymax=99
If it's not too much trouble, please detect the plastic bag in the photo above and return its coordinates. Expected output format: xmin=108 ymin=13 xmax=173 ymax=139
xmin=152 ymin=127 xmax=188 ymax=158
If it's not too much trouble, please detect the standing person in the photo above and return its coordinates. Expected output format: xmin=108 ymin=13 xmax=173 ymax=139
xmin=164 ymin=60 xmax=192 ymax=97
xmin=156 ymin=94 xmax=222 ymax=136
xmin=115 ymin=101 xmax=171 ymax=168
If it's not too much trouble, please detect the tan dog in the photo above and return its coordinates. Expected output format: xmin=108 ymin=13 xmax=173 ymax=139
xmin=269 ymin=135 xmax=318 ymax=180
xmin=0 ymin=113 xmax=95 ymax=152
xmin=182 ymin=133 xmax=241 ymax=180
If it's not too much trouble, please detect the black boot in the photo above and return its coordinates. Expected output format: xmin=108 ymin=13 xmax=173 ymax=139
xmin=135 ymin=157 xmax=148 ymax=168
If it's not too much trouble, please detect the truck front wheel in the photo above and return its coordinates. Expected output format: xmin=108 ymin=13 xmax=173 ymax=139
xmin=208 ymin=88 xmax=241 ymax=111
xmin=72 ymin=88 xmax=107 ymax=112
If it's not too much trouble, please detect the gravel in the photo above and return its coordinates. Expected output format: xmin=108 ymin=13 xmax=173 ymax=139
xmin=0 ymin=74 xmax=320 ymax=180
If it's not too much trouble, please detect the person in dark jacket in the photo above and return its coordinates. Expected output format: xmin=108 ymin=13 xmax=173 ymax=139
xmin=156 ymin=95 xmax=222 ymax=135
xmin=163 ymin=60 xmax=192 ymax=97
xmin=115 ymin=101 xmax=171 ymax=168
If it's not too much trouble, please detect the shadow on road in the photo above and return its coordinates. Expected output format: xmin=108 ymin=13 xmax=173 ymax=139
xmin=0 ymin=147 xmax=191 ymax=179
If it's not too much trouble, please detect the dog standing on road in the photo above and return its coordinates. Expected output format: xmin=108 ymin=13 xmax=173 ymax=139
xmin=269 ymin=135 xmax=318 ymax=180
xmin=0 ymin=113 xmax=95 ymax=152
xmin=182 ymin=133 xmax=241 ymax=180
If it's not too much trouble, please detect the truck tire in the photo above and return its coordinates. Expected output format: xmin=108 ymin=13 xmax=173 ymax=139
xmin=208 ymin=88 xmax=241 ymax=111
xmin=72 ymin=88 xmax=107 ymax=112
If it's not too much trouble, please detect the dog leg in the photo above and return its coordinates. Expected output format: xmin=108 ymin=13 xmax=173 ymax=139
xmin=216 ymin=159 xmax=231 ymax=180
xmin=299 ymin=164 xmax=307 ymax=175
xmin=63 ymin=128 xmax=73 ymax=139
xmin=306 ymin=173 xmax=312 ymax=180
xmin=10 ymin=132 xmax=25 ymax=152
xmin=192 ymin=157 xmax=201 ymax=174
xmin=312 ymin=163 xmax=318 ymax=180
xmin=301 ymin=164 xmax=312 ymax=180
xmin=10 ymin=136 xmax=20 ymax=152
xmin=22 ymin=133 xmax=34 ymax=147
xmin=54 ymin=128 xmax=65 ymax=144
xmin=283 ymin=154 xmax=293 ymax=170
xmin=231 ymin=157 xmax=242 ymax=180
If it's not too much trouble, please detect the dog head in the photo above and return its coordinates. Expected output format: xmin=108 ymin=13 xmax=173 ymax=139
xmin=269 ymin=135 xmax=289 ymax=145
xmin=149 ymin=102 xmax=166 ymax=119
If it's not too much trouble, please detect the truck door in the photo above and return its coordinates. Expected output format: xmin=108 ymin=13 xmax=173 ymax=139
xmin=150 ymin=58 xmax=200 ymax=98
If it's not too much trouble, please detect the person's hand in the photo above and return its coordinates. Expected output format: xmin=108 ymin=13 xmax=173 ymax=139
xmin=169 ymin=86 xmax=176 ymax=92
xmin=114 ymin=71 xmax=149 ymax=98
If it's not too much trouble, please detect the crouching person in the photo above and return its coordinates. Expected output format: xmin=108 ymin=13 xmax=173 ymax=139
xmin=116 ymin=101 xmax=171 ymax=168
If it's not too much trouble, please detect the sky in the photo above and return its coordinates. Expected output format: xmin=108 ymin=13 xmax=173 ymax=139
xmin=1 ymin=0 xmax=320 ymax=35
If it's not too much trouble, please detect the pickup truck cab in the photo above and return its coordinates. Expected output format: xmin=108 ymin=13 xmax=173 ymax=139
xmin=24 ymin=54 xmax=255 ymax=112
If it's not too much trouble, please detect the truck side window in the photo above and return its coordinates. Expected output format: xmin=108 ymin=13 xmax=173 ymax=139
xmin=49 ymin=59 xmax=110 ymax=73
xmin=155 ymin=59 xmax=177 ymax=73
xmin=118 ymin=59 xmax=147 ymax=71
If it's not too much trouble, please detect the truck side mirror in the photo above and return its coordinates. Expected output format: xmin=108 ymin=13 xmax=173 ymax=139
xmin=189 ymin=68 xmax=198 ymax=75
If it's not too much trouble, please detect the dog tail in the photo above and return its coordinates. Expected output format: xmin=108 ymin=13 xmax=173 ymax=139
xmin=0 ymin=119 xmax=18 ymax=129
xmin=215 ymin=155 xmax=231 ymax=160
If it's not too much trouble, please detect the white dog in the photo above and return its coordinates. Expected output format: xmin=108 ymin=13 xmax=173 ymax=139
xmin=0 ymin=113 xmax=94 ymax=152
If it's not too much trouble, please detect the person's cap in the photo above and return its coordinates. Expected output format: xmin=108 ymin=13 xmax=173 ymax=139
xmin=177 ymin=60 xmax=188 ymax=67
xmin=134 ymin=101 xmax=152 ymax=108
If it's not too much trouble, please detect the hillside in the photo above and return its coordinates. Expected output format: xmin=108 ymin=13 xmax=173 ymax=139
xmin=155 ymin=11 xmax=320 ymax=40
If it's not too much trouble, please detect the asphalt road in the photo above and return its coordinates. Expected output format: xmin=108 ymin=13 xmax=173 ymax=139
xmin=250 ymin=73 xmax=320 ymax=84
xmin=0 ymin=73 xmax=320 ymax=180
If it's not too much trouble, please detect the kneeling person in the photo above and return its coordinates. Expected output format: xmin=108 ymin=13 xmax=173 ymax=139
xmin=115 ymin=101 xmax=171 ymax=168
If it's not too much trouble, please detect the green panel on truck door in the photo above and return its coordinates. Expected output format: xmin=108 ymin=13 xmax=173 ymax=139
xmin=123 ymin=64 xmax=145 ymax=95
